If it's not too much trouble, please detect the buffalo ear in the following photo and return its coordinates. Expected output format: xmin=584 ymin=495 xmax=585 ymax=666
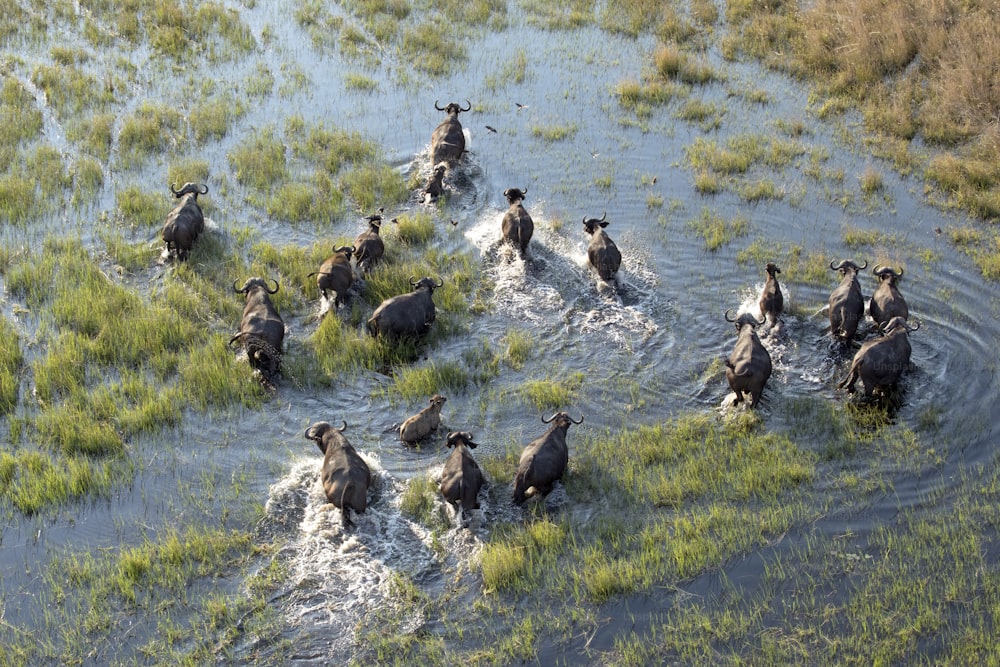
xmin=599 ymin=221 xmax=609 ymax=229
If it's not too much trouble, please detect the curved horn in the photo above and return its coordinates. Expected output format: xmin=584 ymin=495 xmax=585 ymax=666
xmin=857 ymin=259 xmax=868 ymax=270
xmin=541 ymin=412 xmax=559 ymax=424
xmin=434 ymin=277 xmax=444 ymax=288
xmin=233 ymin=279 xmax=245 ymax=293
xmin=409 ymin=276 xmax=418 ymax=286
xmin=895 ymin=267 xmax=903 ymax=279
xmin=906 ymin=319 xmax=921 ymax=332
xmin=228 ymin=332 xmax=246 ymax=349
xmin=830 ymin=260 xmax=846 ymax=271
xmin=170 ymin=183 xmax=181 ymax=196
xmin=569 ymin=414 xmax=584 ymax=425
xmin=434 ymin=99 xmax=445 ymax=111
xmin=520 ymin=187 xmax=528 ymax=197
xmin=337 ymin=420 xmax=348 ymax=432
xmin=598 ymin=211 xmax=607 ymax=222
xmin=725 ymin=309 xmax=738 ymax=322
xmin=266 ymin=279 xmax=279 ymax=294
xmin=757 ymin=314 xmax=767 ymax=326
xmin=199 ymin=184 xmax=209 ymax=195
xmin=461 ymin=99 xmax=472 ymax=112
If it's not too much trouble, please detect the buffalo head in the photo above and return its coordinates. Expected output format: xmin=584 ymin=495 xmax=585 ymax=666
xmin=170 ymin=182 xmax=209 ymax=198
xmin=503 ymin=187 xmax=527 ymax=205
xmin=582 ymin=212 xmax=608 ymax=235
xmin=410 ymin=276 xmax=444 ymax=292
xmin=725 ymin=309 xmax=766 ymax=330
xmin=435 ymin=99 xmax=472 ymax=116
xmin=233 ymin=277 xmax=279 ymax=295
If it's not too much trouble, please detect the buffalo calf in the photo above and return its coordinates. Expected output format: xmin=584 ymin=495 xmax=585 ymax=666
xmin=400 ymin=394 xmax=447 ymax=444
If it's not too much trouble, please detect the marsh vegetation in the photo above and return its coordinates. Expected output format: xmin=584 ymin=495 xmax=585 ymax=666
xmin=1 ymin=0 xmax=999 ymax=665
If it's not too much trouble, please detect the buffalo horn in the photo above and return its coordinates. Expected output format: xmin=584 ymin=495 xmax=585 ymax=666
xmin=434 ymin=99 xmax=445 ymax=110
xmin=233 ymin=279 xmax=246 ymax=293
xmin=461 ymin=99 xmax=472 ymax=112
xmin=337 ymin=420 xmax=348 ymax=432
xmin=725 ymin=308 xmax=738 ymax=322
xmin=199 ymin=184 xmax=209 ymax=195
xmin=829 ymin=259 xmax=846 ymax=271
xmin=170 ymin=182 xmax=181 ymax=196
xmin=265 ymin=279 xmax=279 ymax=294
xmin=434 ymin=277 xmax=444 ymax=288
xmin=409 ymin=275 xmax=418 ymax=286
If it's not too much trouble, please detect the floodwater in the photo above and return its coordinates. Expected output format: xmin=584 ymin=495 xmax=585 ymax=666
xmin=1 ymin=2 xmax=998 ymax=664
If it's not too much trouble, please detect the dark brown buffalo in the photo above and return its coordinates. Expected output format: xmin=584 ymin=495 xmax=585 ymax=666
xmin=724 ymin=310 xmax=772 ymax=409
xmin=513 ymin=412 xmax=583 ymax=504
xmin=838 ymin=316 xmax=919 ymax=398
xmin=759 ymin=262 xmax=783 ymax=325
xmin=869 ymin=265 xmax=908 ymax=327
xmin=367 ymin=276 xmax=442 ymax=340
xmin=309 ymin=245 xmax=355 ymax=308
xmin=431 ymin=99 xmax=471 ymax=166
xmin=829 ymin=259 xmax=868 ymax=345
xmin=229 ymin=277 xmax=285 ymax=378
xmin=305 ymin=421 xmax=372 ymax=528
xmin=440 ymin=431 xmax=485 ymax=522
xmin=583 ymin=212 xmax=622 ymax=283
xmin=162 ymin=182 xmax=208 ymax=261
xmin=501 ymin=187 xmax=533 ymax=258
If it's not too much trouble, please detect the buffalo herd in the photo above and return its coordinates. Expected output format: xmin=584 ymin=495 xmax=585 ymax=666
xmin=159 ymin=99 xmax=925 ymax=531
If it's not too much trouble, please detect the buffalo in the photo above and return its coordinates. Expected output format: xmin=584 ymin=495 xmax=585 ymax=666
xmin=759 ymin=262 xmax=783 ymax=326
xmin=828 ymin=259 xmax=868 ymax=345
xmin=513 ymin=412 xmax=583 ymax=504
xmin=309 ymin=245 xmax=355 ymax=308
xmin=869 ymin=265 xmax=908 ymax=327
xmin=422 ymin=164 xmax=447 ymax=203
xmin=162 ymin=182 xmax=208 ymax=261
xmin=431 ymin=99 xmax=471 ymax=166
xmin=838 ymin=316 xmax=920 ymax=398
xmin=354 ymin=212 xmax=385 ymax=275
xmin=583 ymin=212 xmax=622 ymax=283
xmin=399 ymin=394 xmax=447 ymax=445
xmin=367 ymin=276 xmax=443 ymax=340
xmin=724 ymin=310 xmax=772 ymax=409
xmin=305 ymin=421 xmax=372 ymax=529
xmin=230 ymin=277 xmax=285 ymax=378
xmin=439 ymin=431 xmax=485 ymax=522
xmin=501 ymin=187 xmax=533 ymax=258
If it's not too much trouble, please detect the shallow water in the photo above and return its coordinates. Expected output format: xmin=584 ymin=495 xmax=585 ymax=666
xmin=2 ymin=2 xmax=998 ymax=664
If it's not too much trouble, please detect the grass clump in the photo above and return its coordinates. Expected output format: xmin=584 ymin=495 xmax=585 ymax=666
xmin=400 ymin=22 xmax=466 ymax=76
xmin=400 ymin=474 xmax=451 ymax=532
xmin=0 ymin=315 xmax=22 ymax=414
xmin=118 ymin=102 xmax=185 ymax=166
xmin=228 ymin=126 xmax=288 ymax=191
xmin=519 ymin=0 xmax=593 ymax=30
xmin=518 ymin=372 xmax=584 ymax=412
xmin=531 ymin=123 xmax=578 ymax=143
xmin=687 ymin=207 xmax=750 ymax=251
